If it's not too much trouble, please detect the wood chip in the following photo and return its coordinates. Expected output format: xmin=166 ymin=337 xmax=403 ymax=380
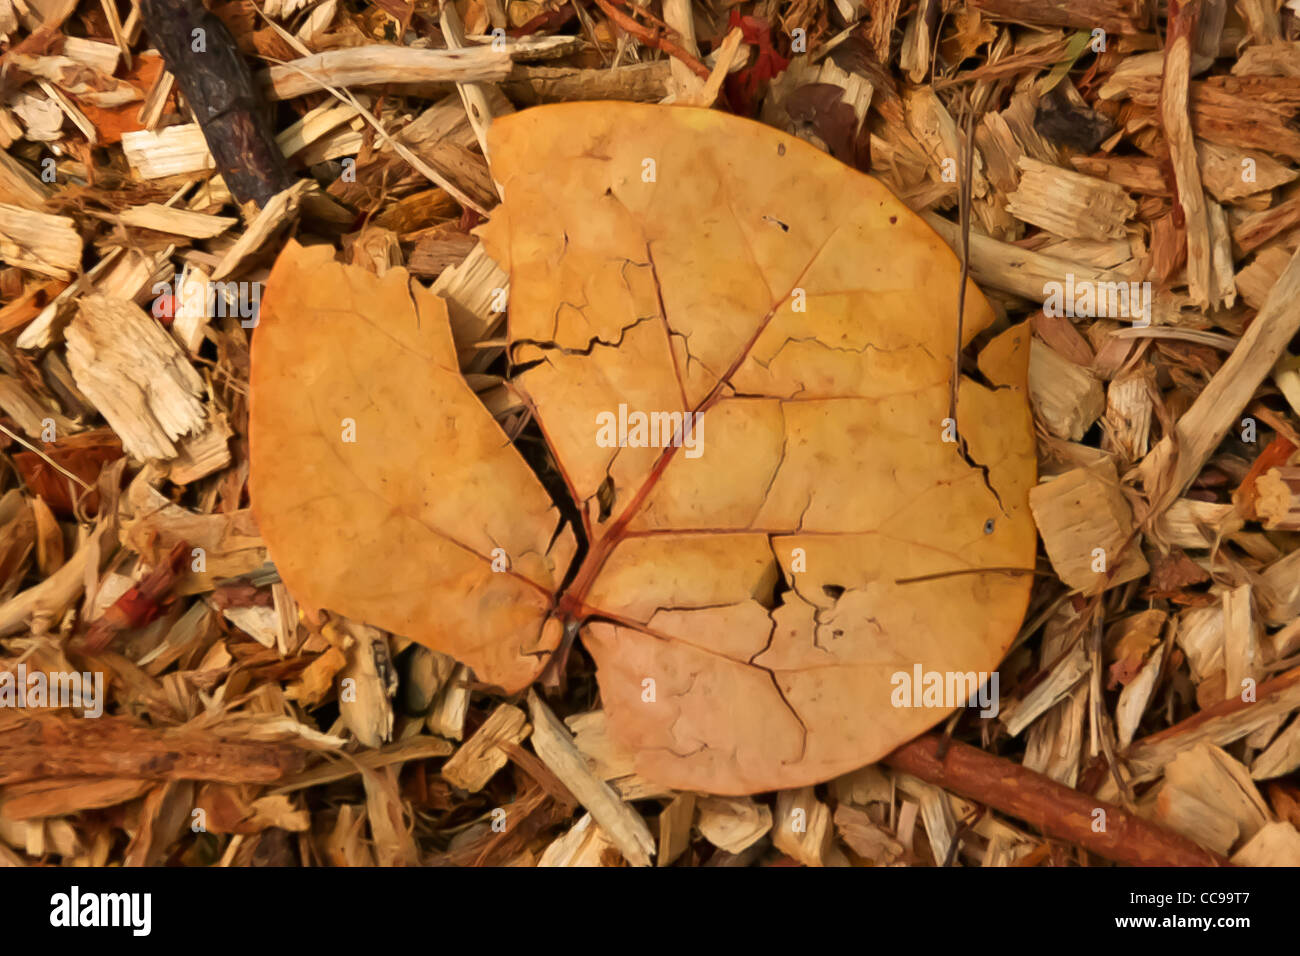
xmin=772 ymin=786 xmax=833 ymax=866
xmin=119 ymin=203 xmax=237 ymax=239
xmin=0 ymin=204 xmax=81 ymax=279
xmin=696 ymin=794 xmax=772 ymax=854
xmin=1006 ymin=158 xmax=1136 ymax=241
xmin=66 ymin=295 xmax=207 ymax=461
xmin=263 ymin=39 xmax=579 ymax=100
xmin=441 ymin=703 xmax=530 ymax=792
xmin=526 ymin=690 xmax=655 ymax=867
xmin=1029 ymin=460 xmax=1149 ymax=594
xmin=1029 ymin=338 xmax=1105 ymax=441
xmin=120 ymin=124 xmax=214 ymax=178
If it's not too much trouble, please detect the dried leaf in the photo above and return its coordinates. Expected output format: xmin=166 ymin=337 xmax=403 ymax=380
xmin=251 ymin=103 xmax=1037 ymax=795
xmin=250 ymin=242 xmax=577 ymax=694
xmin=1106 ymin=609 xmax=1166 ymax=689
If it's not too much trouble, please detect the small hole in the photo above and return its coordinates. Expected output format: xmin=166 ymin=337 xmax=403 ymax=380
xmin=597 ymin=476 xmax=615 ymax=522
xmin=983 ymin=519 xmax=995 ymax=534
xmin=822 ymin=584 xmax=845 ymax=600
xmin=778 ymin=143 xmax=786 ymax=156
xmin=889 ymin=215 xmax=898 ymax=225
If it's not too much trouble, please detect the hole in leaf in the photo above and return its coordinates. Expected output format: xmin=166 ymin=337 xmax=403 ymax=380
xmin=756 ymin=557 xmax=791 ymax=610
xmin=596 ymin=475 xmax=615 ymax=523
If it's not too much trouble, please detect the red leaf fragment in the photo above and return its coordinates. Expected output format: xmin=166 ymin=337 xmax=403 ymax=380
xmin=724 ymin=12 xmax=790 ymax=115
xmin=81 ymin=541 xmax=190 ymax=652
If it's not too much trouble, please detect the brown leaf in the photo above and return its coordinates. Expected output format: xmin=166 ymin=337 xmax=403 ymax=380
xmin=1106 ymin=609 xmax=1166 ymax=689
xmin=70 ymin=53 xmax=166 ymax=147
xmin=783 ymin=83 xmax=863 ymax=168
xmin=12 ymin=426 xmax=123 ymax=517
xmin=251 ymin=104 xmax=1037 ymax=794
xmin=1147 ymin=547 xmax=1210 ymax=593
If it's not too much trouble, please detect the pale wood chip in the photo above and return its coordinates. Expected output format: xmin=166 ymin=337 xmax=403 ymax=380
xmin=66 ymin=295 xmax=207 ymax=461
xmin=441 ymin=703 xmax=530 ymax=792
xmin=526 ymin=690 xmax=655 ymax=866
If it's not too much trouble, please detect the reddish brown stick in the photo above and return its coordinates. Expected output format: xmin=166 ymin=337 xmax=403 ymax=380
xmin=885 ymin=734 xmax=1229 ymax=866
xmin=0 ymin=714 xmax=304 ymax=784
xmin=591 ymin=0 xmax=710 ymax=80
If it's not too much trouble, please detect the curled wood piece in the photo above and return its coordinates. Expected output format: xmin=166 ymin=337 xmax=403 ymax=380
xmin=1162 ymin=1 xmax=1211 ymax=308
xmin=885 ymin=734 xmax=1230 ymax=866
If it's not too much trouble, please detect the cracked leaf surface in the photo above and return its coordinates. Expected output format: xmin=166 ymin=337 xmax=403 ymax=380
xmin=480 ymin=103 xmax=1036 ymax=793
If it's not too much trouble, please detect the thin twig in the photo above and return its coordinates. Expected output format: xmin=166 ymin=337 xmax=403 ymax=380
xmin=894 ymin=565 xmax=1041 ymax=584
xmin=590 ymin=0 xmax=710 ymax=80
xmin=947 ymin=97 xmax=975 ymax=438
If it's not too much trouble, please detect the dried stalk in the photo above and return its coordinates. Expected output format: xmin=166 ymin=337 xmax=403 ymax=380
xmin=885 ymin=734 xmax=1230 ymax=866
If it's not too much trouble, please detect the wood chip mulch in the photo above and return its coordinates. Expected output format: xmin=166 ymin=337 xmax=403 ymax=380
xmin=2 ymin=0 xmax=1300 ymax=867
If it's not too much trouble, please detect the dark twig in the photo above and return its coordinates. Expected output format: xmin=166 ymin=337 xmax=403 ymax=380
xmin=139 ymin=0 xmax=294 ymax=207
